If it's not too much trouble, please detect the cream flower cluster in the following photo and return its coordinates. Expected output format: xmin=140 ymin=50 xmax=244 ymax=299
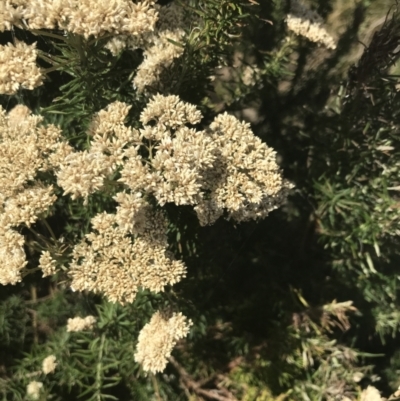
xmin=0 ymin=0 xmax=158 ymax=39
xmin=69 ymin=209 xmax=186 ymax=304
xmin=134 ymin=311 xmax=192 ymax=373
xmin=196 ymin=112 xmax=292 ymax=224
xmin=42 ymin=355 xmax=57 ymax=375
xmin=241 ymin=64 xmax=262 ymax=87
xmin=61 ymin=95 xmax=290 ymax=307
xmin=0 ymin=2 xmax=183 ymax=97
xmin=56 ymin=101 xmax=140 ymax=201
xmin=0 ymin=41 xmax=43 ymax=94
xmin=132 ymin=28 xmax=185 ymax=93
xmin=0 ymin=96 xmax=290 ymax=373
xmin=0 ymin=106 xmax=67 ymax=285
xmin=57 ymin=95 xmax=291 ymax=226
xmin=286 ymin=0 xmax=336 ymax=50
xmin=105 ymin=3 xmax=190 ymax=93
xmin=67 ymin=315 xmax=97 ymax=332
xmin=0 ymin=2 xmax=192 ymax=96
xmin=26 ymin=381 xmax=43 ymax=400
xmin=125 ymin=94 xmax=214 ymax=206
xmin=39 ymin=251 xmax=57 ymax=277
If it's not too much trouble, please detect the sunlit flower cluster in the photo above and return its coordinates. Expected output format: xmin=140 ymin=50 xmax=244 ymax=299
xmin=105 ymin=3 xmax=192 ymax=93
xmin=0 ymin=106 xmax=65 ymax=285
xmin=67 ymin=315 xmax=97 ymax=332
xmin=62 ymin=94 xmax=290 ymax=310
xmin=69 ymin=208 xmax=186 ymax=304
xmin=132 ymin=28 xmax=185 ymax=93
xmin=286 ymin=0 xmax=336 ymax=49
xmin=0 ymin=0 xmax=296 ymax=378
xmin=0 ymin=94 xmax=290 ymax=373
xmin=58 ymin=94 xmax=291 ymax=226
xmin=123 ymin=94 xmax=213 ymax=206
xmin=56 ymin=101 xmax=139 ymax=201
xmin=197 ymin=112 xmax=293 ymax=224
xmin=26 ymin=381 xmax=43 ymax=400
xmin=134 ymin=311 xmax=192 ymax=373
xmin=39 ymin=251 xmax=57 ymax=277
xmin=0 ymin=41 xmax=43 ymax=94
xmin=0 ymin=2 xmax=191 ymax=96
xmin=42 ymin=355 xmax=57 ymax=375
xmin=0 ymin=0 xmax=158 ymax=39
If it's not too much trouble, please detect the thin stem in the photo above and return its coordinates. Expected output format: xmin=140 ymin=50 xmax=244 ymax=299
xmin=26 ymin=226 xmax=48 ymax=246
xmin=25 ymin=293 xmax=55 ymax=305
xmin=151 ymin=374 xmax=162 ymax=401
xmin=95 ymin=333 xmax=106 ymax=401
xmin=38 ymin=53 xmax=76 ymax=71
xmin=72 ymin=34 xmax=87 ymax=66
xmin=30 ymin=29 xmax=69 ymax=43
xmin=42 ymin=219 xmax=57 ymax=242
xmin=148 ymin=141 xmax=154 ymax=161
xmin=21 ymin=267 xmax=41 ymax=279
xmin=29 ymin=286 xmax=38 ymax=344
xmin=87 ymin=33 xmax=115 ymax=47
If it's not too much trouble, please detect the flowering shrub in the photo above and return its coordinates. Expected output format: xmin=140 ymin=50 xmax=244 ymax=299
xmin=0 ymin=0 xmax=292 ymax=386
xmin=3 ymin=0 xmax=400 ymax=400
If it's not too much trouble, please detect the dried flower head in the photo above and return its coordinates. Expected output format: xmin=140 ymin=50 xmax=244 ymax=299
xmin=42 ymin=355 xmax=57 ymax=375
xmin=0 ymin=106 xmax=65 ymax=286
xmin=0 ymin=1 xmax=23 ymax=32
xmin=67 ymin=315 xmax=97 ymax=332
xmin=286 ymin=0 xmax=336 ymax=49
xmin=134 ymin=311 xmax=192 ymax=373
xmin=56 ymin=101 xmax=144 ymax=202
xmin=88 ymin=101 xmax=141 ymax=167
xmin=140 ymin=94 xmax=202 ymax=128
xmin=7 ymin=104 xmax=31 ymax=127
xmin=26 ymin=381 xmax=43 ymax=400
xmin=241 ymin=64 xmax=261 ymax=87
xmin=0 ymin=103 xmax=69 ymax=288
xmin=0 ymin=41 xmax=43 ymax=94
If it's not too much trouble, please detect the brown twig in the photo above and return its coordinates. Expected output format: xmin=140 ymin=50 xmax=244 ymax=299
xmin=25 ymin=293 xmax=54 ymax=305
xmin=168 ymin=356 xmax=239 ymax=401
